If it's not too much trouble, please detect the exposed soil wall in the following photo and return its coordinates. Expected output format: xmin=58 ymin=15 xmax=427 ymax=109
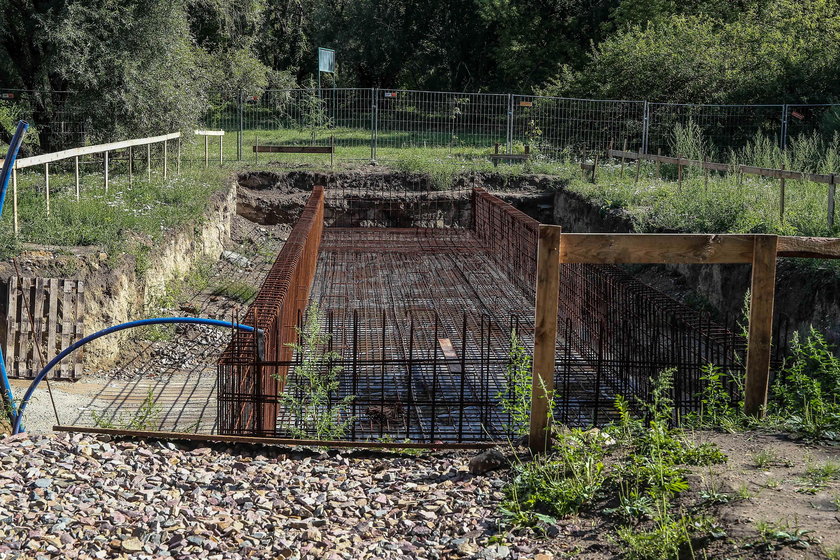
xmin=0 ymin=177 xmax=237 ymax=372
xmin=549 ymin=186 xmax=840 ymax=346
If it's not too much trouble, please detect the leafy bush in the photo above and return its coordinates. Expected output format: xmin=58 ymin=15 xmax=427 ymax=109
xmin=498 ymin=330 xmax=533 ymax=437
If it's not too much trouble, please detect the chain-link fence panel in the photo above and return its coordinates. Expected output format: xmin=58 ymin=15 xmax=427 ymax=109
xmin=647 ymin=103 xmax=785 ymax=159
xmin=511 ymin=96 xmax=645 ymax=158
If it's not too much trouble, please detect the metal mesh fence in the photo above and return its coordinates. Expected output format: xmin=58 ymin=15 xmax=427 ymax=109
xmin=646 ymin=103 xmax=785 ymax=158
xmin=6 ymin=87 xmax=840 ymax=164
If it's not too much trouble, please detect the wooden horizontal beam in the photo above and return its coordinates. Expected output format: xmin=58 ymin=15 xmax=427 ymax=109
xmin=558 ymin=233 xmax=757 ymax=264
xmin=607 ymin=149 xmax=639 ymax=159
xmin=14 ymin=132 xmax=181 ymax=169
xmin=53 ymin=426 xmax=499 ymax=450
xmin=489 ymin=154 xmax=529 ymax=160
xmin=777 ymin=236 xmax=840 ymax=259
xmin=253 ymin=145 xmax=334 ymax=154
xmin=194 ymin=130 xmax=225 ymax=136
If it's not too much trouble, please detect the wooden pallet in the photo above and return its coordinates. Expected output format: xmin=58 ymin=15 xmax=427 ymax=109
xmin=5 ymin=277 xmax=85 ymax=380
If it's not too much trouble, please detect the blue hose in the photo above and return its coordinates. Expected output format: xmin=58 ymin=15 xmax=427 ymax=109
xmin=0 ymin=121 xmax=30 ymax=423
xmin=12 ymin=317 xmax=261 ymax=435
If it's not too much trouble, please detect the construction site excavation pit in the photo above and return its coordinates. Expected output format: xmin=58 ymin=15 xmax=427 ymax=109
xmin=217 ymin=173 xmax=747 ymax=446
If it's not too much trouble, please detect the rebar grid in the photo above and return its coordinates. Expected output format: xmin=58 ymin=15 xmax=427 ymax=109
xmin=218 ymin=187 xmax=324 ymax=435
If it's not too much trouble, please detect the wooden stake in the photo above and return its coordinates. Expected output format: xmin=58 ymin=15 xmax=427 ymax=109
xmin=255 ymin=136 xmax=259 ymax=163
xmin=128 ymin=147 xmax=133 ymax=187
xmin=74 ymin=156 xmax=80 ymax=201
xmin=529 ymin=225 xmax=562 ymax=453
xmin=204 ymin=135 xmax=209 ymax=168
xmin=103 ymin=151 xmax=109 ymax=192
xmin=634 ymin=156 xmax=641 ymax=184
xmin=219 ymin=135 xmax=223 ymax=165
xmin=656 ymin=148 xmax=661 ymax=179
xmin=12 ymin=166 xmax=18 ymax=235
xmin=163 ymin=139 xmax=168 ymax=179
xmin=177 ymin=136 xmax=182 ymax=174
xmin=677 ymin=155 xmax=683 ymax=189
xmin=829 ymin=174 xmax=836 ymax=229
xmin=703 ymin=156 xmax=709 ymax=191
xmin=45 ymin=162 xmax=50 ymax=216
xmin=744 ymin=235 xmax=778 ymax=416
xmin=147 ymin=144 xmax=151 ymax=181
xmin=620 ymin=139 xmax=627 ymax=177
xmin=330 ymin=135 xmax=334 ymax=169
xmin=779 ymin=163 xmax=786 ymax=220
xmin=592 ymin=153 xmax=599 ymax=183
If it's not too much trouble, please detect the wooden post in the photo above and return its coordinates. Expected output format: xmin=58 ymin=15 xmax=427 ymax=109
xmin=677 ymin=155 xmax=683 ymax=189
xmin=656 ymin=148 xmax=661 ymax=179
xmin=529 ymin=225 xmax=562 ymax=453
xmin=177 ymin=136 xmax=182 ymax=174
xmin=255 ymin=136 xmax=259 ymax=163
xmin=163 ymin=140 xmax=168 ymax=179
xmin=74 ymin=156 xmax=80 ymax=201
xmin=592 ymin=153 xmax=599 ymax=184
xmin=128 ymin=147 xmax=133 ymax=187
xmin=45 ymin=162 xmax=50 ymax=216
xmin=12 ymin=166 xmax=18 ymax=235
xmin=634 ymin=155 xmax=641 ymax=184
xmin=779 ymin=164 xmax=786 ymax=220
xmin=204 ymin=135 xmax=209 ymax=168
xmin=219 ymin=135 xmax=223 ymax=165
xmin=829 ymin=174 xmax=836 ymax=229
xmin=744 ymin=235 xmax=778 ymax=416
xmin=703 ymin=156 xmax=709 ymax=191
xmin=103 ymin=151 xmax=109 ymax=192
xmin=147 ymin=144 xmax=151 ymax=181
xmin=330 ymin=135 xmax=334 ymax=169
xmin=620 ymin=139 xmax=627 ymax=177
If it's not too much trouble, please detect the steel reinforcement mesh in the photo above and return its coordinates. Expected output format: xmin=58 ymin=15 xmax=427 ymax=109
xmin=217 ymin=186 xmax=750 ymax=441
xmin=471 ymin=187 xmax=538 ymax=297
xmin=217 ymin=187 xmax=324 ymax=435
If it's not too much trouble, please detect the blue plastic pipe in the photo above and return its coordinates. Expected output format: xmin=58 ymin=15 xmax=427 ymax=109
xmin=0 ymin=121 xmax=29 ymax=422
xmin=12 ymin=317 xmax=261 ymax=435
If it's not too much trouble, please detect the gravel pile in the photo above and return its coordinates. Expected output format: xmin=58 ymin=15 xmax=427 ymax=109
xmin=0 ymin=433 xmax=554 ymax=559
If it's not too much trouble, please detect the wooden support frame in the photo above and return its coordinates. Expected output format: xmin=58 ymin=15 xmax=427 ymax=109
xmin=528 ymin=225 xmax=562 ymax=453
xmin=525 ymin=228 xmax=836 ymax=452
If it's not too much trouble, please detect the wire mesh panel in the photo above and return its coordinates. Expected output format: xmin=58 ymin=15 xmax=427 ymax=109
xmin=554 ymin=263 xmax=746 ymax=426
xmin=0 ymin=89 xmax=88 ymax=151
xmin=511 ymin=96 xmax=645 ymax=158
xmin=785 ymin=104 xmax=840 ymax=147
xmin=647 ymin=103 xmax=785 ymax=158
xmin=262 ymin=309 xmax=523 ymax=443
xmin=218 ymin=187 xmax=324 ymax=436
xmin=374 ymin=89 xmax=509 ymax=157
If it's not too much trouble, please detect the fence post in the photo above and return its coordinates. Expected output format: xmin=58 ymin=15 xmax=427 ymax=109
xmin=238 ymin=90 xmax=244 ymax=161
xmin=779 ymin=164 xmax=786 ymax=220
xmin=12 ymin=166 xmax=18 ymax=235
xmin=641 ymin=100 xmax=650 ymax=155
xmin=45 ymin=162 xmax=50 ymax=216
xmin=163 ymin=140 xmax=168 ymax=179
xmin=529 ymin=224 xmax=562 ymax=453
xmin=74 ymin=156 xmax=80 ymax=201
xmin=781 ymin=104 xmax=788 ymax=151
xmin=829 ymin=174 xmax=836 ymax=229
xmin=506 ymin=94 xmax=513 ymax=154
xmin=744 ymin=235 xmax=778 ymax=416
xmin=103 ymin=152 xmax=108 ymax=192
xmin=370 ymin=88 xmax=378 ymax=163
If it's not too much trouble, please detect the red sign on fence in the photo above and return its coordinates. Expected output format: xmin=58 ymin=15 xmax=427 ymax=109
xmin=791 ymin=110 xmax=805 ymax=120
xmin=0 ymin=93 xmax=15 ymax=100
xmin=384 ymin=92 xmax=398 ymax=98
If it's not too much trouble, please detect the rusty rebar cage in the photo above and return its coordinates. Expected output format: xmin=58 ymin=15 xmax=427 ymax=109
xmin=218 ymin=187 xmax=324 ymax=435
xmin=218 ymin=185 xmax=752 ymax=441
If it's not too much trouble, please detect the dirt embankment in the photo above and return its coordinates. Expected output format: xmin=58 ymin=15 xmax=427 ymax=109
xmin=0 ymin=177 xmax=237 ymax=370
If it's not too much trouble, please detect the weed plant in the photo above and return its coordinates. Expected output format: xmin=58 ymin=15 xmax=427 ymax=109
xmin=279 ymin=303 xmax=354 ymax=440
xmin=501 ymin=369 xmax=728 ymax=559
